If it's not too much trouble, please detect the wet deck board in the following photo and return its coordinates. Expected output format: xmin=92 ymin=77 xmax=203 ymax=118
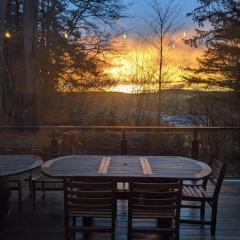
xmin=1 ymin=181 xmax=240 ymax=240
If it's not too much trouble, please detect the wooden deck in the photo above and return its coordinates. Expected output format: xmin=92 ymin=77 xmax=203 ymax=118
xmin=1 ymin=181 xmax=240 ymax=240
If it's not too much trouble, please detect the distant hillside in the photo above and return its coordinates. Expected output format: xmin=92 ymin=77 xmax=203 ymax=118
xmin=38 ymin=89 xmax=235 ymax=125
xmin=52 ymin=89 xmax=232 ymax=98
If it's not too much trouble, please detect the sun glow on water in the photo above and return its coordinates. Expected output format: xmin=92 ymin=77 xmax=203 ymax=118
xmin=113 ymin=84 xmax=133 ymax=93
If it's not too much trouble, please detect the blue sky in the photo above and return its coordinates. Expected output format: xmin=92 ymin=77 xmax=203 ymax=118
xmin=119 ymin=0 xmax=199 ymax=35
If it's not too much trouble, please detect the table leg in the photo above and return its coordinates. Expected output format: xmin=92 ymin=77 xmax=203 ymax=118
xmin=0 ymin=176 xmax=11 ymax=220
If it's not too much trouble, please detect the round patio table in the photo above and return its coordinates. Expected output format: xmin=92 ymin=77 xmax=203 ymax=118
xmin=41 ymin=155 xmax=212 ymax=180
xmin=0 ymin=155 xmax=42 ymax=218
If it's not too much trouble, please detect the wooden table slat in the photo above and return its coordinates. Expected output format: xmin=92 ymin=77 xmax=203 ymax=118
xmin=98 ymin=157 xmax=111 ymax=174
xmin=139 ymin=157 xmax=153 ymax=175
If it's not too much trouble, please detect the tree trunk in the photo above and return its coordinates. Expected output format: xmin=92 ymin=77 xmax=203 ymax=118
xmin=157 ymin=31 xmax=163 ymax=126
xmin=0 ymin=0 xmax=7 ymax=116
xmin=22 ymin=0 xmax=39 ymax=125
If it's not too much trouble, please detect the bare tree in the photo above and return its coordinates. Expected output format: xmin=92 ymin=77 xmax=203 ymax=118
xmin=127 ymin=40 xmax=157 ymax=125
xmin=145 ymin=0 xmax=183 ymax=124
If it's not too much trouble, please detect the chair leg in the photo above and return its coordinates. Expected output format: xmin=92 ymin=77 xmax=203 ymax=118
xmin=111 ymin=217 xmax=115 ymax=240
xmin=83 ymin=217 xmax=92 ymax=239
xmin=17 ymin=181 xmax=22 ymax=211
xmin=128 ymin=195 xmax=132 ymax=240
xmin=41 ymin=182 xmax=45 ymax=200
xmin=32 ymin=181 xmax=36 ymax=212
xmin=175 ymin=220 xmax=179 ymax=240
xmin=64 ymin=216 xmax=69 ymax=240
xmin=28 ymin=175 xmax=32 ymax=200
xmin=211 ymin=204 xmax=218 ymax=236
xmin=72 ymin=217 xmax=76 ymax=240
xmin=128 ymin=217 xmax=132 ymax=240
xmin=127 ymin=227 xmax=132 ymax=240
xmin=200 ymin=201 xmax=205 ymax=220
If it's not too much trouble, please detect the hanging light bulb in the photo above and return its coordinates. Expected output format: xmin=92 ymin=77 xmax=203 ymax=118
xmin=172 ymin=44 xmax=176 ymax=49
xmin=123 ymin=34 xmax=127 ymax=39
xmin=183 ymin=32 xmax=186 ymax=37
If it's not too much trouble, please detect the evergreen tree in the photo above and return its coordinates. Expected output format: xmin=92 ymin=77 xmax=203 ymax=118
xmin=184 ymin=0 xmax=240 ymax=96
xmin=37 ymin=0 xmax=124 ymax=92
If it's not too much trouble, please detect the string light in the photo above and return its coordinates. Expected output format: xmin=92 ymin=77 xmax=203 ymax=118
xmin=64 ymin=32 xmax=68 ymax=39
xmin=123 ymin=34 xmax=127 ymax=39
xmin=172 ymin=44 xmax=176 ymax=49
xmin=5 ymin=31 xmax=11 ymax=39
xmin=183 ymin=32 xmax=186 ymax=37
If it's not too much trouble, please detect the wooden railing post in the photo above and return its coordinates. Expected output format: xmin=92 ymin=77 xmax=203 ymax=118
xmin=191 ymin=130 xmax=199 ymax=160
xmin=121 ymin=130 xmax=128 ymax=155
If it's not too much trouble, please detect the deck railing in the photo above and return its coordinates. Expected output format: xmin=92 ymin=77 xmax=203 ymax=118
xmin=0 ymin=125 xmax=240 ymax=159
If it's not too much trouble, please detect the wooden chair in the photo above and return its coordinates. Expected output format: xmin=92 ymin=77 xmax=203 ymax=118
xmin=32 ymin=174 xmax=63 ymax=212
xmin=128 ymin=180 xmax=182 ymax=240
xmin=64 ymin=178 xmax=117 ymax=240
xmin=181 ymin=159 xmax=227 ymax=236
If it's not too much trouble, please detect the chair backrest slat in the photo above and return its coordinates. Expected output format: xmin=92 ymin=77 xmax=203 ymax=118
xmin=69 ymin=197 xmax=113 ymax=205
xmin=66 ymin=190 xmax=113 ymax=198
xmin=132 ymin=182 xmax=180 ymax=191
xmin=69 ymin=204 xmax=112 ymax=211
xmin=132 ymin=197 xmax=177 ymax=204
xmin=66 ymin=181 xmax=113 ymax=190
xmin=132 ymin=205 xmax=177 ymax=211
xmin=132 ymin=191 xmax=179 ymax=197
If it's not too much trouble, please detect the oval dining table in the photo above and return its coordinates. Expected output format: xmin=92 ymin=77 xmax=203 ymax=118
xmin=41 ymin=155 xmax=212 ymax=180
xmin=42 ymin=155 xmax=211 ymax=239
xmin=0 ymin=155 xmax=42 ymax=219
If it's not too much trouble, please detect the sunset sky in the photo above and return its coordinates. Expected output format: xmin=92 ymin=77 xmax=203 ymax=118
xmin=105 ymin=0 xmax=204 ymax=93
